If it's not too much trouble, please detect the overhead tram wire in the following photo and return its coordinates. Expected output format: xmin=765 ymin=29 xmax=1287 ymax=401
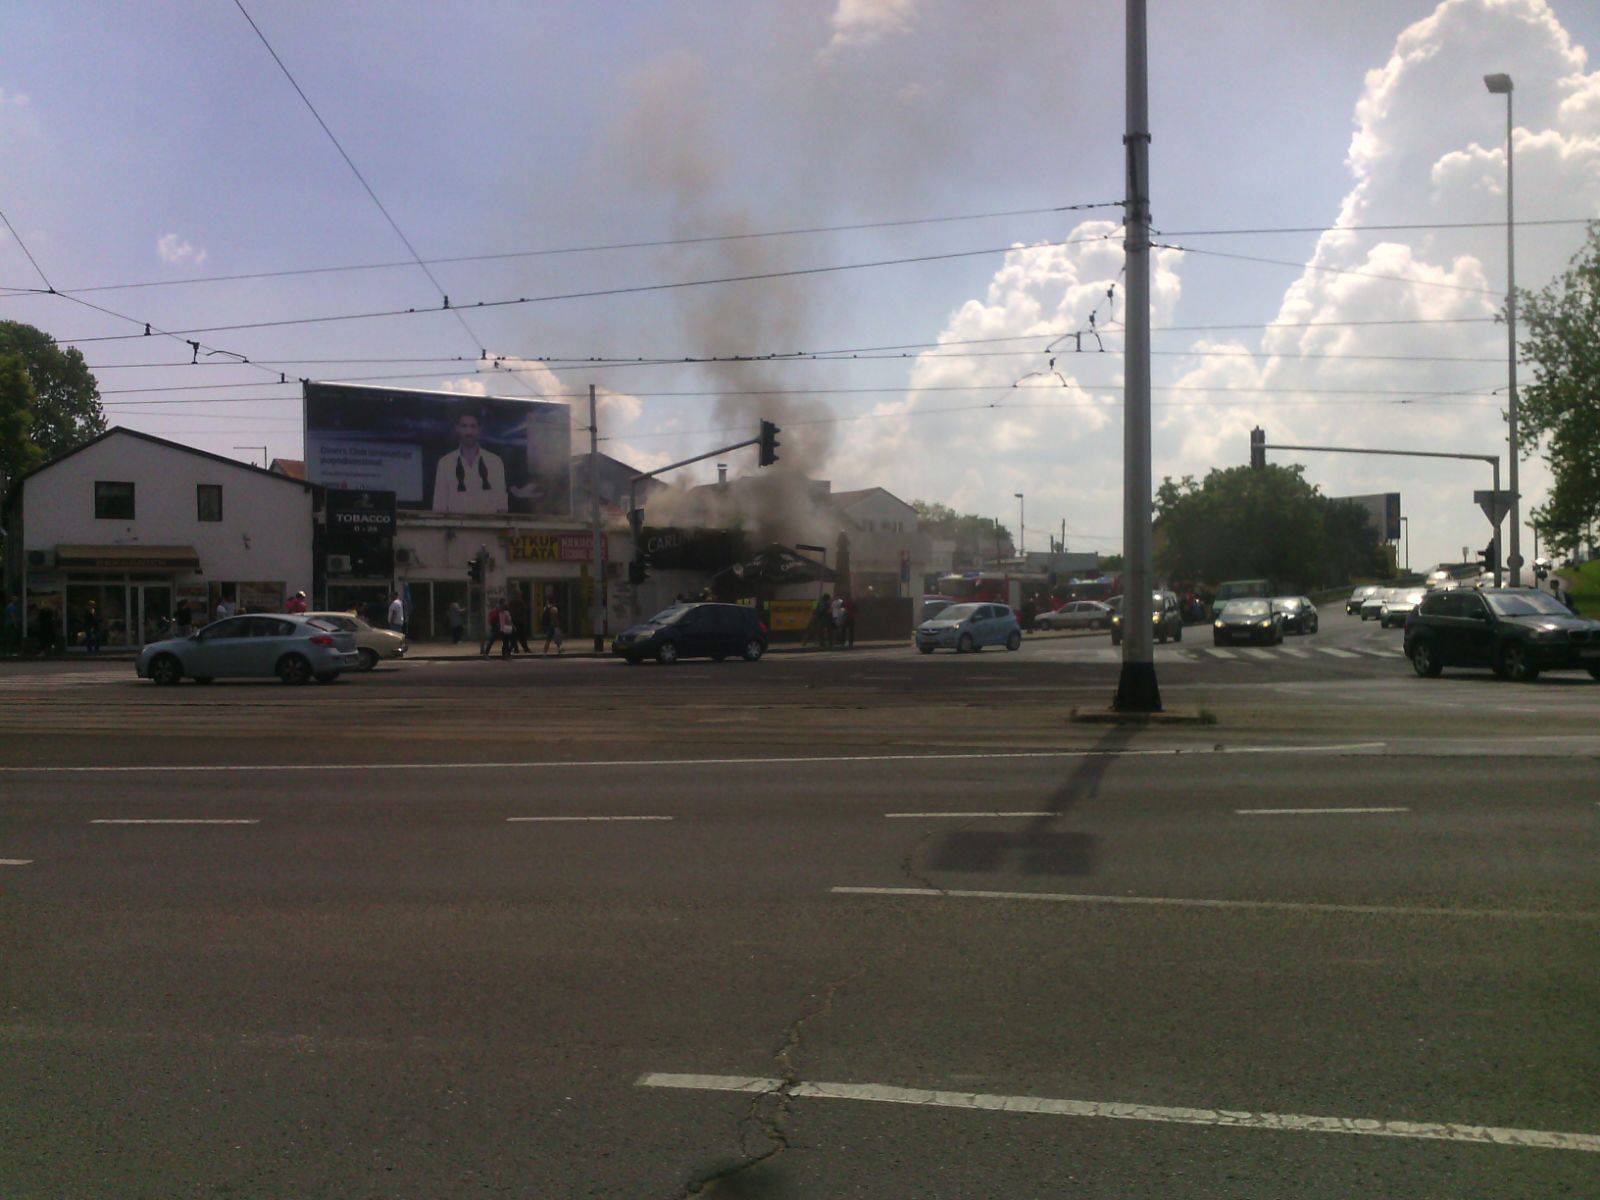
xmin=1151 ymin=241 xmax=1498 ymax=295
xmin=52 ymin=200 xmax=1124 ymax=295
xmin=1153 ymin=216 xmax=1593 ymax=237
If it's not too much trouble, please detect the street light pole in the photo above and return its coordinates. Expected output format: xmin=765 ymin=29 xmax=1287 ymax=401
xmin=1114 ymin=0 xmax=1159 ymax=712
xmin=1400 ymin=516 xmax=1410 ymax=573
xmin=1014 ymin=492 xmax=1025 ymax=561
xmin=1486 ymin=72 xmax=1522 ymax=586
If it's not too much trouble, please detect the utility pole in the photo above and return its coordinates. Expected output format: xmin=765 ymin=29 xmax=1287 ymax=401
xmin=1485 ymin=73 xmax=1522 ymax=586
xmin=588 ymin=384 xmax=605 ymax=652
xmin=1014 ymin=492 xmax=1025 ymax=562
xmin=1114 ymin=0 xmax=1159 ymax=712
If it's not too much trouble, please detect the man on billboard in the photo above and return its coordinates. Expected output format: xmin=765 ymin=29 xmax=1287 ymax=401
xmin=431 ymin=407 xmax=509 ymax=513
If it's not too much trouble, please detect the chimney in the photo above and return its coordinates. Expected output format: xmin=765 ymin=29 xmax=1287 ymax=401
xmin=717 ymin=463 xmax=728 ymax=485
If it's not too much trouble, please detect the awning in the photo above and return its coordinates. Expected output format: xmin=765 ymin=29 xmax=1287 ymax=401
xmin=55 ymin=544 xmax=201 ymax=571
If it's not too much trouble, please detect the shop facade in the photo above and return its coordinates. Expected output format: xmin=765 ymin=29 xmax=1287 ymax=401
xmin=2 ymin=429 xmax=314 ymax=650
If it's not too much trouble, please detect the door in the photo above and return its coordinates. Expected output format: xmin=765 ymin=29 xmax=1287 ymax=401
xmin=1455 ymin=592 xmax=1496 ymax=665
xmin=189 ymin=616 xmax=254 ymax=676
xmin=134 ymin=584 xmax=172 ymax=647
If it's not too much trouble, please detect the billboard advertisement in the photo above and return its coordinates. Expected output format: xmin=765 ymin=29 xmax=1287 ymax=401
xmin=303 ymin=382 xmax=571 ymax=516
xmin=1334 ymin=492 xmax=1402 ymax=542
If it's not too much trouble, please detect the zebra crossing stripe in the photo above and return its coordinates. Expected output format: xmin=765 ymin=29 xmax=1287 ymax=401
xmin=1281 ymin=647 xmax=1310 ymax=657
xmin=1204 ymin=647 xmax=1238 ymax=659
xmin=1240 ymin=647 xmax=1276 ymax=659
xmin=1317 ymin=647 xmax=1360 ymax=658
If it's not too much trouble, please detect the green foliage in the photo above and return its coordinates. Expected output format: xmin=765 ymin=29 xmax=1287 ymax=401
xmin=0 ymin=353 xmax=43 ymax=493
xmin=1153 ymin=464 xmax=1386 ymax=591
xmin=913 ymin=500 xmax=1014 ymax=559
xmin=0 ymin=322 xmax=106 ymax=495
xmin=1516 ymin=223 xmax=1600 ymax=558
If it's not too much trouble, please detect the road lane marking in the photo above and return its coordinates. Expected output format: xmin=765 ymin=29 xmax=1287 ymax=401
xmin=0 ymin=859 xmax=32 ymax=866
xmin=1317 ymin=647 xmax=1360 ymax=658
xmin=0 ymin=742 xmax=1389 ymax=775
xmin=89 ymin=818 xmax=259 ymax=825
xmin=885 ymin=811 xmax=1056 ymax=819
xmin=635 ymin=1073 xmax=1600 ymax=1154
xmin=1280 ymin=647 xmax=1310 ymax=657
xmin=830 ymin=886 xmax=1600 ymax=922
xmin=505 ymin=815 xmax=673 ymax=822
xmin=1240 ymin=648 xmax=1276 ymax=659
xmin=1236 ymin=806 xmax=1410 ymax=815
xmin=1202 ymin=647 xmax=1237 ymax=658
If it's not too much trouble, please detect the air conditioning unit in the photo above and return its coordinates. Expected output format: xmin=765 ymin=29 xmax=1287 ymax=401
xmin=27 ymin=549 xmax=52 ymax=568
xmin=395 ymin=547 xmax=416 ymax=565
xmin=326 ymin=554 xmax=353 ymax=574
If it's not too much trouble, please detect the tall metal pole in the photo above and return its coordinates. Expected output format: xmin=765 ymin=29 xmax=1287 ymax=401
xmin=1114 ymin=0 xmax=1159 ymax=711
xmin=1015 ymin=492 xmax=1025 ymax=560
xmin=588 ymin=384 xmax=606 ymax=651
xmin=1503 ymin=87 xmax=1522 ymax=587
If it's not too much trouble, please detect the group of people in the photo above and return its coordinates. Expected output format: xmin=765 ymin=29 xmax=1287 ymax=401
xmin=482 ymin=597 xmax=565 ymax=659
xmin=801 ymin=592 xmax=858 ymax=648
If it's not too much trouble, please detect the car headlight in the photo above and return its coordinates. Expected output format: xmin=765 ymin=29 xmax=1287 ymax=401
xmin=1213 ymin=620 xmax=1224 ymax=628
xmin=1529 ymin=627 xmax=1565 ymax=641
xmin=1257 ymin=620 xmax=1273 ymax=627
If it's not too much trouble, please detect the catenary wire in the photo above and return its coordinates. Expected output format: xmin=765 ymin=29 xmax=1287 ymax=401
xmin=1154 ymin=241 xmax=1497 ymax=295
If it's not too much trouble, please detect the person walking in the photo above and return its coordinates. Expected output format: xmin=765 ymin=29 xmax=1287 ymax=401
xmin=482 ymin=600 xmax=503 ymax=657
xmin=511 ymin=595 xmax=532 ymax=654
xmin=541 ymin=600 xmax=563 ymax=656
xmin=82 ymin=601 xmax=102 ymax=654
xmin=842 ymin=594 xmax=858 ymax=648
xmin=214 ymin=594 xmax=235 ymax=624
xmin=498 ymin=605 xmax=516 ymax=658
xmin=387 ymin=593 xmax=406 ymax=634
xmin=446 ymin=601 xmax=466 ymax=645
xmin=831 ymin=594 xmax=846 ymax=648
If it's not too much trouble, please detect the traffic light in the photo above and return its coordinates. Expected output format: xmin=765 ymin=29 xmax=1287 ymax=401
xmin=758 ymin=419 xmax=781 ymax=468
xmin=627 ymin=509 xmax=648 ymax=585
xmin=629 ymin=558 xmax=648 ymax=586
xmin=1249 ymin=426 xmax=1266 ymax=470
xmin=1478 ymin=539 xmax=1496 ymax=575
xmin=467 ymin=551 xmax=485 ymax=583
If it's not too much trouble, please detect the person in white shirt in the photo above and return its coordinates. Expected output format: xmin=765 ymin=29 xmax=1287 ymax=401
xmin=214 ymin=597 xmax=235 ymax=623
xmin=431 ymin=410 xmax=509 ymax=513
xmin=387 ymin=594 xmax=405 ymax=632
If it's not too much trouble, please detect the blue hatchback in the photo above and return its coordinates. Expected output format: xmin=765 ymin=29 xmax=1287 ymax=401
xmin=915 ymin=602 xmax=1023 ymax=654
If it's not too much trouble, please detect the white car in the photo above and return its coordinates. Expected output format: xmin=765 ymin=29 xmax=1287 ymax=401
xmin=1035 ymin=601 xmax=1113 ymax=631
xmin=304 ymin=611 xmax=407 ymax=671
xmin=1379 ymin=588 xmax=1427 ymax=629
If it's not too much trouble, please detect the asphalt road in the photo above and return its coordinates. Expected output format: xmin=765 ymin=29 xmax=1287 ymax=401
xmin=2 ymin=611 xmax=1597 ymax=1198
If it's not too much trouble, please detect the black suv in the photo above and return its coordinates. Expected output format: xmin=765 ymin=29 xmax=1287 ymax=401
xmin=1404 ymin=587 xmax=1600 ymax=682
xmin=613 ymin=602 xmax=769 ymax=665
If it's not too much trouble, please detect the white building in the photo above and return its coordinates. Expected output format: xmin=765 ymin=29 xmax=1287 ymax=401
xmin=2 ymin=428 xmax=314 ymax=649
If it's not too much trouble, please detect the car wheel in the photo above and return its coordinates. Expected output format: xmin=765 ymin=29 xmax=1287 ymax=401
xmin=1111 ymin=633 xmax=1121 ymax=646
xmin=148 ymin=654 xmax=182 ymax=686
xmin=957 ymin=633 xmax=975 ymax=653
xmin=1173 ymin=623 xmax=1182 ymax=643
xmin=1213 ymin=634 xmax=1224 ymax=646
xmin=1588 ymin=665 xmax=1600 ymax=681
xmin=1274 ymin=628 xmax=1284 ymax=645
xmin=313 ymin=671 xmax=339 ymax=684
xmin=918 ymin=644 xmax=935 ymax=654
xmin=742 ymin=639 xmax=764 ymax=662
xmin=623 ymin=655 xmax=643 ymax=666
xmin=1497 ymin=642 xmax=1539 ymax=683
xmin=277 ymin=654 xmax=312 ymax=685
xmin=656 ymin=642 xmax=679 ymax=665
xmin=357 ymin=648 xmax=379 ymax=672
xmin=1410 ymin=638 xmax=1443 ymax=677
xmin=1309 ymin=617 xmax=1318 ymax=634
xmin=1005 ymin=630 xmax=1022 ymax=651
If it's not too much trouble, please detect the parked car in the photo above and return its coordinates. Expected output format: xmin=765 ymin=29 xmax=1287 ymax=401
xmin=1360 ymin=588 xmax=1392 ymax=621
xmin=1404 ymin=587 xmax=1600 ymax=682
xmin=1378 ymin=588 xmax=1427 ymax=630
xmin=136 ymin=614 xmax=360 ymax=685
xmin=612 ymin=603 xmax=768 ymax=664
xmin=1035 ymin=600 xmax=1113 ymax=631
xmin=1271 ymin=595 xmax=1319 ymax=634
xmin=915 ymin=602 xmax=1022 ymax=654
xmin=304 ymin=611 xmax=406 ymax=670
xmin=1213 ymin=597 xmax=1285 ymax=645
xmin=920 ymin=597 xmax=955 ymax=622
xmin=1110 ymin=591 xmax=1183 ymax=645
xmin=1346 ymin=584 xmax=1382 ymax=615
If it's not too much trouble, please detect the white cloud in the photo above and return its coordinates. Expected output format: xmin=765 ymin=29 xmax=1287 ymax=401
xmin=819 ymin=0 xmax=918 ymax=61
xmin=0 ymin=87 xmax=28 ymax=108
xmin=155 ymin=233 xmax=207 ymax=266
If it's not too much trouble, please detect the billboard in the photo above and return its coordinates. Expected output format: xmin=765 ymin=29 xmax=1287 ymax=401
xmin=304 ymin=382 xmax=571 ymax=516
xmin=1333 ymin=492 xmax=1402 ymax=542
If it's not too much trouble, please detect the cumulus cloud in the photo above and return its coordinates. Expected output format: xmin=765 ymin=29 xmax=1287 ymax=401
xmin=156 ymin=233 xmax=207 ymax=266
xmin=819 ymin=0 xmax=918 ymax=61
xmin=440 ymin=356 xmax=646 ymax=445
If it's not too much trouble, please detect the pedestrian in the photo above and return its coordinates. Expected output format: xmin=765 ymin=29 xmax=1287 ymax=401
xmin=214 ymin=594 xmax=234 ymax=623
xmin=808 ymin=593 xmax=832 ymax=648
xmin=82 ymin=601 xmax=102 ymax=654
xmin=2 ymin=598 xmax=20 ymax=654
xmin=498 ymin=605 xmax=516 ymax=658
xmin=285 ymin=590 xmax=308 ymax=614
xmin=832 ymin=594 xmax=847 ymax=646
xmin=541 ymin=600 xmax=563 ymax=655
xmin=842 ymin=594 xmax=858 ymax=647
xmin=511 ymin=595 xmax=532 ymax=654
xmin=34 ymin=606 xmax=59 ymax=657
xmin=174 ymin=599 xmax=193 ymax=636
xmin=387 ymin=593 xmax=405 ymax=633
xmin=446 ymin=601 xmax=465 ymax=645
xmin=482 ymin=600 xmax=503 ymax=656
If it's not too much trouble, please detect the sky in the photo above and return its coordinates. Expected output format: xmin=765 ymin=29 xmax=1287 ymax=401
xmin=4 ymin=0 xmax=1600 ymax=571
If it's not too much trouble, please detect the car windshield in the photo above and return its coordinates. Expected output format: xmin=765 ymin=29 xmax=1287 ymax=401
xmin=1229 ymin=600 xmax=1270 ymax=616
xmin=646 ymin=606 xmax=691 ymax=625
xmin=1486 ymin=592 xmax=1574 ymax=617
xmin=1271 ymin=597 xmax=1301 ymax=611
xmin=934 ymin=604 xmax=980 ymax=621
xmin=1400 ymin=590 xmax=1426 ymax=604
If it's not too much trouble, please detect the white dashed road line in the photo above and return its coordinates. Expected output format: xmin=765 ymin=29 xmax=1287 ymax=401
xmin=1236 ymin=806 xmax=1409 ymax=815
xmin=505 ymin=815 xmax=673 ymax=822
xmin=884 ymin=811 xmax=1055 ymax=819
xmin=1317 ymin=647 xmax=1361 ymax=658
xmin=0 ymin=859 xmax=33 ymax=866
xmin=635 ymin=1073 xmax=1600 ymax=1154
xmin=89 ymin=818 xmax=260 ymax=825
xmin=830 ymin=885 xmax=1600 ymax=922
xmin=1203 ymin=647 xmax=1238 ymax=659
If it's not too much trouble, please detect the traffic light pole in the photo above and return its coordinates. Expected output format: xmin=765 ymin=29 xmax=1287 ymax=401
xmin=1259 ymin=441 xmax=1503 ymax=585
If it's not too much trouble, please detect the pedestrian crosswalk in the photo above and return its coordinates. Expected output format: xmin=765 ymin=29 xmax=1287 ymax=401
xmin=1057 ymin=643 xmax=1406 ymax=665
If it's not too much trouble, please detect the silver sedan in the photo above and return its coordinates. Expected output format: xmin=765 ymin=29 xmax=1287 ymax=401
xmin=136 ymin=614 xmax=360 ymax=685
xmin=1035 ymin=601 xmax=1113 ymax=631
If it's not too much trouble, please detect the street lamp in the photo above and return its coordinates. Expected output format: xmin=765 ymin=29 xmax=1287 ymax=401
xmin=1014 ymin=492 xmax=1025 ymax=560
xmin=1485 ymin=71 xmax=1522 ymax=586
xmin=1400 ymin=515 xmax=1409 ymax=573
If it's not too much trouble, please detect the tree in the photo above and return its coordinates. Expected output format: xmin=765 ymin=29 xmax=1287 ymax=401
xmin=913 ymin=500 xmax=1013 ymax=565
xmin=1515 ymin=222 xmax=1600 ymax=559
xmin=1154 ymin=465 xmax=1385 ymax=590
xmin=0 ymin=353 xmax=43 ymax=493
xmin=0 ymin=320 xmax=106 ymax=462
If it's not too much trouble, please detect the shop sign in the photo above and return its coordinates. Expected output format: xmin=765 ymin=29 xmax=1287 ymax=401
xmin=237 ymin=581 xmax=285 ymax=612
xmin=507 ymin=532 xmax=599 ymax=563
xmin=768 ymin=598 xmax=814 ymax=632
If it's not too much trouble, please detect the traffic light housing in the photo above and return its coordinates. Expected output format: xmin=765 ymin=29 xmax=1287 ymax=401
xmin=1249 ymin=427 xmax=1266 ymax=470
xmin=467 ymin=553 xmax=485 ymax=583
xmin=758 ymin=419 xmax=780 ymax=468
xmin=1478 ymin=539 xmax=1496 ymax=575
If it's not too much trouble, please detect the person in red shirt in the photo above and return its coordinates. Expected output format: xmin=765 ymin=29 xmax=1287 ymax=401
xmin=285 ymin=591 xmax=308 ymax=614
